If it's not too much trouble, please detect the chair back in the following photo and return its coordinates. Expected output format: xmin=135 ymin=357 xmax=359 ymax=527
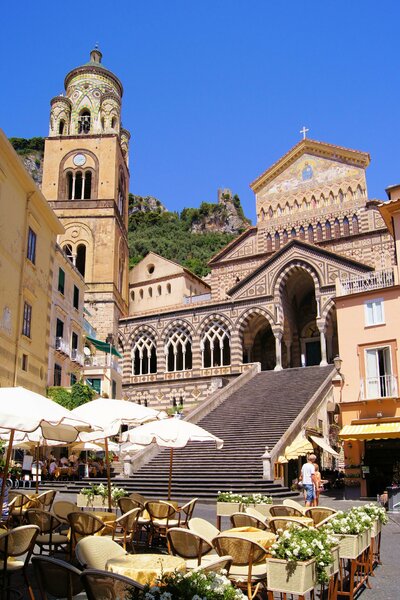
xmin=179 ymin=498 xmax=198 ymax=526
xmin=35 ymin=490 xmax=57 ymax=511
xmin=115 ymin=507 xmax=140 ymax=531
xmin=213 ymin=535 xmax=266 ymax=566
xmin=245 ymin=506 xmax=270 ymax=523
xmin=304 ymin=506 xmax=336 ymax=525
xmin=188 ymin=517 xmax=220 ymax=544
xmin=283 ymin=498 xmax=305 ymax=512
xmin=53 ymin=501 xmax=79 ymax=524
xmin=32 ymin=556 xmax=83 ymax=600
xmin=230 ymin=512 xmax=267 ymax=530
xmin=269 ymin=505 xmax=304 ymax=518
xmin=9 ymin=491 xmax=31 ymax=510
xmin=145 ymin=500 xmax=176 ymax=521
xmin=167 ymin=527 xmax=212 ymax=564
xmin=68 ymin=512 xmax=105 ymax=538
xmin=75 ymin=536 xmax=127 ymax=570
xmin=268 ymin=517 xmax=309 ymax=534
xmin=0 ymin=524 xmax=39 ymax=558
xmin=193 ymin=555 xmax=233 ymax=574
xmin=129 ymin=492 xmax=146 ymax=506
xmin=26 ymin=508 xmax=61 ymax=534
xmin=118 ymin=497 xmax=141 ymax=514
xmin=81 ymin=568 xmax=144 ymax=600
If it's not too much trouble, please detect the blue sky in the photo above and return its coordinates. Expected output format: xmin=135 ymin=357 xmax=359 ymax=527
xmin=0 ymin=1 xmax=398 ymax=223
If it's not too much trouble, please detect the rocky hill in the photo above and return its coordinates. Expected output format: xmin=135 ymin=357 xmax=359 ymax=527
xmin=9 ymin=138 xmax=45 ymax=187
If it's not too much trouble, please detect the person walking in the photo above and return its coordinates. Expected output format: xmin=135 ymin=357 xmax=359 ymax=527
xmin=313 ymin=463 xmax=322 ymax=506
xmin=300 ymin=453 xmax=316 ymax=507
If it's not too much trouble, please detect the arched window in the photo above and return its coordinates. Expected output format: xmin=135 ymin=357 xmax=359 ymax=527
xmin=64 ymin=244 xmax=73 ymax=262
xmin=316 ymin=222 xmax=323 ymax=241
xmin=320 ymin=194 xmax=325 ymax=206
xmin=118 ymin=172 xmax=125 ymax=215
xmin=166 ymin=325 xmax=192 ymax=372
xmin=282 ymin=230 xmax=288 ymax=244
xmin=334 ymin=218 xmax=340 ymax=238
xmin=66 ymin=169 xmax=91 ymax=200
xmin=343 ymin=216 xmax=350 ymax=236
xmin=111 ymin=116 xmax=117 ymax=130
xmin=78 ymin=109 xmax=91 ymax=134
xmin=266 ymin=233 xmax=272 ymax=252
xmin=139 ymin=289 xmax=144 ymax=299
xmin=132 ymin=333 xmax=157 ymax=375
xmin=352 ymin=214 xmax=359 ymax=235
xmin=356 ymin=185 xmax=363 ymax=199
xmin=268 ymin=206 xmax=273 ymax=218
xmin=325 ymin=220 xmax=331 ymax=240
xmin=329 ymin=192 xmax=335 ymax=204
xmin=157 ymin=285 xmax=162 ymax=296
xmin=59 ymin=120 xmax=65 ymax=135
xmin=276 ymin=204 xmax=282 ymax=216
xmin=302 ymin=198 xmax=307 ymax=211
xmin=84 ymin=172 xmax=92 ymax=199
xmin=294 ymin=200 xmax=299 ymax=211
xmin=131 ymin=290 xmax=135 ymax=301
xmin=148 ymin=287 xmax=153 ymax=297
xmin=201 ymin=320 xmax=230 ymax=368
xmin=166 ymin=283 xmax=171 ymax=294
xmin=308 ymin=224 xmax=314 ymax=243
xmin=75 ymin=172 xmax=83 ymax=199
xmin=291 ymin=227 xmax=297 ymax=238
xmin=76 ymin=244 xmax=86 ymax=277
xmin=285 ymin=202 xmax=291 ymax=214
xmin=311 ymin=196 xmax=316 ymax=209
xmin=67 ymin=172 xmax=73 ymax=199
xmin=299 ymin=226 xmax=305 ymax=241
xmin=274 ymin=231 xmax=280 ymax=250
xmin=338 ymin=189 xmax=344 ymax=204
xmin=259 ymin=208 xmax=265 ymax=221
xmin=118 ymin=255 xmax=125 ymax=293
xmin=347 ymin=187 xmax=353 ymax=201
xmin=101 ymin=117 xmax=105 ymax=131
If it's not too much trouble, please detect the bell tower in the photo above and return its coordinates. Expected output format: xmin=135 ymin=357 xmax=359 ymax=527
xmin=42 ymin=48 xmax=130 ymax=341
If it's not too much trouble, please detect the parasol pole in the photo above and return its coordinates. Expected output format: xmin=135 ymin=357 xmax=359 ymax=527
xmin=0 ymin=429 xmax=14 ymax=522
xmin=104 ymin=437 xmax=112 ymax=512
xmin=168 ymin=448 xmax=173 ymax=501
xmin=35 ymin=442 xmax=40 ymax=493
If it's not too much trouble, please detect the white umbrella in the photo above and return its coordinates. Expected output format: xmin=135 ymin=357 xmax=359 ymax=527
xmin=70 ymin=399 xmax=166 ymax=510
xmin=123 ymin=418 xmax=223 ymax=500
xmin=0 ymin=387 xmax=94 ymax=513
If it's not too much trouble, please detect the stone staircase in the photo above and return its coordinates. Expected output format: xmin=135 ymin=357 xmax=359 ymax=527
xmin=51 ymin=365 xmax=334 ymax=502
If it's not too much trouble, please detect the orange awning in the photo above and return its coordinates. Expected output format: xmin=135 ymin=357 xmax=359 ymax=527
xmin=340 ymin=422 xmax=400 ymax=440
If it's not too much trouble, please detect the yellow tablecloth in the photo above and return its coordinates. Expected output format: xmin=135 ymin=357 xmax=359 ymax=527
xmin=285 ymin=516 xmax=314 ymax=528
xmin=221 ymin=526 xmax=277 ymax=550
xmin=106 ymin=553 xmax=186 ymax=585
xmin=92 ymin=511 xmax=117 ymax=536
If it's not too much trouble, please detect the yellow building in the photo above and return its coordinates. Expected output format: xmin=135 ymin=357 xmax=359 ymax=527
xmin=48 ymin=244 xmax=87 ymax=388
xmin=0 ymin=129 xmax=63 ymax=393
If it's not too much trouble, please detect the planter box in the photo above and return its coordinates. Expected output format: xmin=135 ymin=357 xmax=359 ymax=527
xmin=216 ymin=502 xmax=241 ymax=516
xmin=324 ymin=545 xmax=340 ymax=579
xmin=371 ymin=518 xmax=382 ymax=538
xmin=266 ymin=557 xmax=316 ymax=595
xmin=245 ymin=503 xmax=273 ymax=517
xmin=338 ymin=529 xmax=371 ymax=560
xmin=77 ymin=493 xmax=113 ymax=508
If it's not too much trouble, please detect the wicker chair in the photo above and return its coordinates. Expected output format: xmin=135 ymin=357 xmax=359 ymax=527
xmin=145 ymin=501 xmax=179 ymax=545
xmin=109 ymin=508 xmax=141 ymax=550
xmin=81 ymin=568 xmax=144 ymax=600
xmin=0 ymin=524 xmax=39 ymax=600
xmin=178 ymin=498 xmax=198 ymax=527
xmin=8 ymin=491 xmax=32 ymax=524
xmin=213 ymin=535 xmax=268 ymax=600
xmin=53 ymin=501 xmax=80 ymax=533
xmin=32 ymin=556 xmax=84 ymax=600
xmin=33 ymin=490 xmax=57 ymax=511
xmin=269 ymin=504 xmax=304 ymax=518
xmin=230 ymin=512 xmax=268 ymax=530
xmin=188 ymin=517 xmax=220 ymax=544
xmin=244 ymin=506 xmax=271 ymax=524
xmin=128 ymin=492 xmax=147 ymax=505
xmin=167 ymin=527 xmax=217 ymax=569
xmin=119 ymin=497 xmax=150 ymax=541
xmin=192 ymin=555 xmax=233 ymax=574
xmin=25 ymin=508 xmax=68 ymax=555
xmin=68 ymin=512 xmax=105 ymax=556
xmin=75 ymin=536 xmax=127 ymax=570
xmin=283 ymin=498 xmax=306 ymax=513
xmin=268 ymin=517 xmax=310 ymax=534
xmin=305 ymin=506 xmax=337 ymax=525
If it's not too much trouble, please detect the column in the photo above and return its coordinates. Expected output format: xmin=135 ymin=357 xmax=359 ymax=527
xmin=273 ymin=330 xmax=283 ymax=371
xmin=319 ymin=328 xmax=328 ymax=366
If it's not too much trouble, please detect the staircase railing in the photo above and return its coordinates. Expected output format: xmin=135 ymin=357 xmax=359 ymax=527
xmin=130 ymin=362 xmax=261 ymax=472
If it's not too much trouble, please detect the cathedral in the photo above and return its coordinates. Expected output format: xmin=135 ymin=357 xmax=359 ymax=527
xmin=41 ymin=50 xmax=394 ymax=410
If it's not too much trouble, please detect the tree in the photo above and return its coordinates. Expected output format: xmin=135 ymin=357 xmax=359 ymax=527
xmin=47 ymin=381 xmax=95 ymax=410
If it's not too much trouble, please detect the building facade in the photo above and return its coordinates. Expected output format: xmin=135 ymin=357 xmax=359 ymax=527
xmin=0 ymin=130 xmax=63 ymax=393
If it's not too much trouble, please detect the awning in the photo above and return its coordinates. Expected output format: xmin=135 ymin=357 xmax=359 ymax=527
xmin=85 ymin=335 xmax=122 ymax=358
xmin=284 ymin=433 xmax=313 ymax=460
xmin=277 ymin=455 xmax=288 ymax=464
xmin=340 ymin=422 xmax=400 ymax=440
xmin=310 ymin=435 xmax=340 ymax=457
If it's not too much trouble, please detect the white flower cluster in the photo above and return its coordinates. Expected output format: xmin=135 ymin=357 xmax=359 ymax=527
xmin=325 ymin=508 xmax=372 ymax=535
xmin=355 ymin=502 xmax=388 ymax=525
xmin=216 ymin=491 xmax=273 ymax=504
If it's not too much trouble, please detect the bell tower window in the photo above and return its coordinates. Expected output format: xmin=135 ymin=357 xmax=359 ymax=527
xmin=78 ymin=110 xmax=91 ymax=134
xmin=59 ymin=120 xmax=65 ymax=135
xmin=76 ymin=244 xmax=86 ymax=277
xmin=66 ymin=170 xmax=92 ymax=200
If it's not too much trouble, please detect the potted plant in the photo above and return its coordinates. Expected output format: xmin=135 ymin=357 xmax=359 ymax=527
xmin=323 ymin=509 xmax=372 ymax=559
xmin=354 ymin=503 xmax=388 ymax=538
xmin=267 ymin=525 xmax=339 ymax=594
xmin=242 ymin=493 xmax=273 ymax=517
xmin=216 ymin=491 xmax=243 ymax=516
xmin=127 ymin=567 xmax=246 ymax=599
xmin=77 ymin=483 xmax=128 ymax=508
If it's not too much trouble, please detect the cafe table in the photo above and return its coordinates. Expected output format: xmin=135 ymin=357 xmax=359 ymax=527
xmin=106 ymin=553 xmax=186 ymax=585
xmin=221 ymin=526 xmax=277 ymax=551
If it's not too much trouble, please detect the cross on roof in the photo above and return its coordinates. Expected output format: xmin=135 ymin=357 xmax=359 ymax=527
xmin=300 ymin=126 xmax=309 ymax=140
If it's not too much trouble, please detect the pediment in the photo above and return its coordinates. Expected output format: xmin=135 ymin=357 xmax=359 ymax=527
xmin=208 ymin=227 xmax=258 ymax=265
xmin=228 ymin=240 xmax=372 ymax=300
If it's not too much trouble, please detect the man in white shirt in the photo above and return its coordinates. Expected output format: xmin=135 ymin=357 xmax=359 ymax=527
xmin=300 ymin=453 xmax=317 ymax=507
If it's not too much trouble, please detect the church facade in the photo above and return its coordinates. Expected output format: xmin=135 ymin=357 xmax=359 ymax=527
xmin=40 ymin=51 xmax=394 ymax=410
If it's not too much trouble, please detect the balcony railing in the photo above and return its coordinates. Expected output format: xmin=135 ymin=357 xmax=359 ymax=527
xmin=338 ymin=269 xmax=395 ymax=296
xmin=360 ymin=374 xmax=398 ymax=399
xmin=70 ymin=349 xmax=84 ymax=364
xmin=84 ymin=355 xmax=122 ymax=374
xmin=55 ymin=337 xmax=69 ymax=355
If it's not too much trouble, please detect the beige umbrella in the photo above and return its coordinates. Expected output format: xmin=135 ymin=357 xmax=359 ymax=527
xmin=71 ymin=399 xmax=166 ymax=510
xmin=123 ymin=418 xmax=224 ymax=500
xmin=0 ymin=387 xmax=94 ymax=516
